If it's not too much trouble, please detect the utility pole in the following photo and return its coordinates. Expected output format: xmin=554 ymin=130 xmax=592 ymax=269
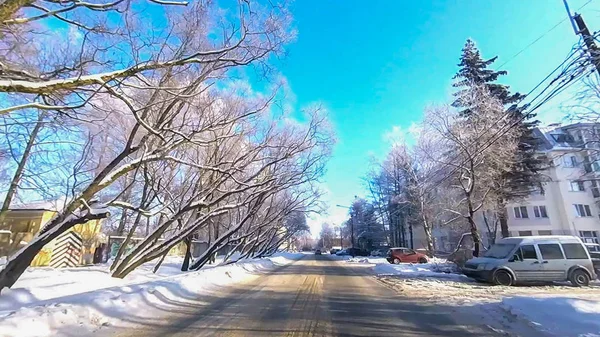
xmin=564 ymin=0 xmax=600 ymax=75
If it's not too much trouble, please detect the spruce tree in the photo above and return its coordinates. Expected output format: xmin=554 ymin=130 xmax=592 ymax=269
xmin=452 ymin=39 xmax=544 ymax=239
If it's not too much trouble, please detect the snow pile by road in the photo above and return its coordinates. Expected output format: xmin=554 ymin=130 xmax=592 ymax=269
xmin=346 ymin=257 xmax=388 ymax=264
xmin=501 ymin=296 xmax=600 ymax=337
xmin=373 ymin=261 xmax=470 ymax=282
xmin=0 ymin=252 xmax=302 ymax=337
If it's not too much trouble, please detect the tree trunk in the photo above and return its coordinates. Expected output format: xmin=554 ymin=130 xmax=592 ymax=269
xmin=422 ymin=217 xmax=434 ymax=253
xmin=181 ymin=235 xmax=192 ymax=271
xmin=115 ymin=210 xmax=128 ymax=236
xmin=409 ymin=221 xmax=414 ymax=249
xmin=0 ymin=111 xmax=45 ymax=226
xmin=467 ymin=216 xmax=481 ymax=257
xmin=498 ymin=207 xmax=509 ymax=238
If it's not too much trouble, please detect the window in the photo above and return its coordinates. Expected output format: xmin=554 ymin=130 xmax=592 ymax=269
xmin=514 ymin=206 xmax=528 ymax=219
xmin=564 ymin=155 xmax=577 ymax=167
xmin=552 ymin=134 xmax=575 ymax=143
xmin=562 ymin=243 xmax=588 ymax=259
xmin=533 ymin=206 xmax=548 ymax=218
xmin=579 ymin=231 xmax=599 ymax=244
xmin=574 ymin=204 xmax=593 ymax=217
xmin=518 ymin=230 xmax=533 ymax=236
xmin=570 ymin=180 xmax=585 ymax=192
xmin=403 ymin=249 xmax=415 ymax=255
xmin=593 ymin=180 xmax=600 ymax=198
xmin=538 ymin=230 xmax=553 ymax=236
xmin=538 ymin=244 xmax=565 ymax=260
xmin=520 ymin=245 xmax=538 ymax=260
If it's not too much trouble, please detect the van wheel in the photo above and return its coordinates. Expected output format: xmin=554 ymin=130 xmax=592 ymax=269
xmin=418 ymin=257 xmax=427 ymax=264
xmin=493 ymin=270 xmax=514 ymax=286
xmin=393 ymin=258 xmax=401 ymax=264
xmin=570 ymin=269 xmax=590 ymax=287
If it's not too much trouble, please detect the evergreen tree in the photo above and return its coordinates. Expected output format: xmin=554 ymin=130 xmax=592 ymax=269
xmin=452 ymin=39 xmax=545 ymax=238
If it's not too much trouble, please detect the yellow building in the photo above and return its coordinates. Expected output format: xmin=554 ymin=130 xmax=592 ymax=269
xmin=0 ymin=201 xmax=103 ymax=267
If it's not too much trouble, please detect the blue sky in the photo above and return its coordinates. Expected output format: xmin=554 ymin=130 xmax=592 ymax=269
xmin=275 ymin=0 xmax=600 ymax=234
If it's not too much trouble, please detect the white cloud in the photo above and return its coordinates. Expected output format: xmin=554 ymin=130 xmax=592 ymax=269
xmin=381 ymin=122 xmax=421 ymax=147
xmin=382 ymin=125 xmax=406 ymax=146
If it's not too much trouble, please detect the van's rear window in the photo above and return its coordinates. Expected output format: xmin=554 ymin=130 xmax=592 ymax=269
xmin=562 ymin=243 xmax=588 ymax=259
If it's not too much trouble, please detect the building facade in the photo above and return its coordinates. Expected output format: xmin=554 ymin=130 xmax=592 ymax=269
xmin=493 ymin=123 xmax=600 ymax=245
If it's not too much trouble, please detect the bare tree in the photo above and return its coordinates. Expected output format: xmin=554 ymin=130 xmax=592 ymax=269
xmin=0 ymin=0 xmax=298 ymax=291
xmin=422 ymin=85 xmax=520 ymax=257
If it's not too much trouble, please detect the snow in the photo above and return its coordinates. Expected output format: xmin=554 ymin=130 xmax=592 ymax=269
xmin=373 ymin=262 xmax=471 ymax=281
xmin=346 ymin=257 xmax=388 ymax=264
xmin=501 ymin=296 xmax=600 ymax=337
xmin=340 ymin=255 xmax=470 ymax=282
xmin=0 ymin=252 xmax=302 ymax=336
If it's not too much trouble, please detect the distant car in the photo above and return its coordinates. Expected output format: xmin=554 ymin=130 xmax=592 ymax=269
xmin=315 ymin=249 xmax=322 ymax=255
xmin=330 ymin=248 xmax=339 ymax=254
xmin=386 ymin=247 xmax=428 ymax=264
xmin=344 ymin=247 xmax=369 ymax=257
xmin=370 ymin=249 xmax=386 ymax=257
xmin=335 ymin=249 xmax=348 ymax=256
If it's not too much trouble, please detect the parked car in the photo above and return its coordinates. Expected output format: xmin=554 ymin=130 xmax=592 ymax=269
xmin=386 ymin=247 xmax=429 ymax=264
xmin=335 ymin=249 xmax=348 ymax=256
xmin=330 ymin=248 xmax=339 ymax=254
xmin=462 ymin=235 xmax=596 ymax=287
xmin=370 ymin=249 xmax=386 ymax=257
xmin=315 ymin=249 xmax=322 ymax=255
xmin=335 ymin=248 xmax=368 ymax=256
xmin=346 ymin=247 xmax=369 ymax=257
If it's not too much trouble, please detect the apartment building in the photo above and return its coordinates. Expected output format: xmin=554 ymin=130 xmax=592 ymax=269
xmin=496 ymin=122 xmax=600 ymax=245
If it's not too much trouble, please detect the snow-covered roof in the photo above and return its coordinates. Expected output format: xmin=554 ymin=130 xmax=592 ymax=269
xmin=9 ymin=199 xmax=65 ymax=212
xmin=500 ymin=235 xmax=583 ymax=244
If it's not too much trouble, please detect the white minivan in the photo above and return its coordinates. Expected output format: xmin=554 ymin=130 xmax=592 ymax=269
xmin=463 ymin=235 xmax=596 ymax=286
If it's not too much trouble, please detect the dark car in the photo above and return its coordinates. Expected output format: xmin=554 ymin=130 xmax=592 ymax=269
xmin=386 ymin=247 xmax=429 ymax=264
xmin=345 ymin=247 xmax=369 ymax=257
xmin=330 ymin=248 xmax=339 ymax=254
xmin=315 ymin=249 xmax=322 ymax=255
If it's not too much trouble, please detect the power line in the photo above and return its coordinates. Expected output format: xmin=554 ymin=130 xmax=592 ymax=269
xmin=496 ymin=0 xmax=592 ymax=70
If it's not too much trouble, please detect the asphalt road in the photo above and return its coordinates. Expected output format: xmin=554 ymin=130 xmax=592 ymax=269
xmin=109 ymin=254 xmax=504 ymax=337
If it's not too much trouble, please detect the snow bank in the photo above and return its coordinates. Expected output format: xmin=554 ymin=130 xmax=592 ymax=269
xmin=346 ymin=257 xmax=388 ymax=264
xmin=501 ymin=296 xmax=600 ymax=337
xmin=0 ymin=254 xmax=300 ymax=337
xmin=0 ymin=256 xmax=203 ymax=312
xmin=373 ymin=262 xmax=471 ymax=282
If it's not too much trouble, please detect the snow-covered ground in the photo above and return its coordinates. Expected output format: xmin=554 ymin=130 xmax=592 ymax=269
xmin=501 ymin=296 xmax=600 ymax=337
xmin=333 ymin=255 xmax=600 ymax=336
xmin=0 ymin=252 xmax=303 ymax=337
xmin=372 ymin=261 xmax=600 ymax=337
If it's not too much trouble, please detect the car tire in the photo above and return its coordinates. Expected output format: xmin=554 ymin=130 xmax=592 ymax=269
xmin=418 ymin=257 xmax=427 ymax=264
xmin=493 ymin=269 xmax=513 ymax=286
xmin=393 ymin=258 xmax=401 ymax=264
xmin=570 ymin=269 xmax=591 ymax=287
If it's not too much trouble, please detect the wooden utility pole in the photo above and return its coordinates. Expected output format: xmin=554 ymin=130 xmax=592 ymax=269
xmin=564 ymin=0 xmax=600 ymax=75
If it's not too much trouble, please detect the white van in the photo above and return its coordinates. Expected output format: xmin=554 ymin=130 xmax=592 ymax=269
xmin=463 ymin=235 xmax=596 ymax=286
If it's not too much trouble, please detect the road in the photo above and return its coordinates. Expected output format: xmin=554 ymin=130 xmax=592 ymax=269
xmin=109 ymin=254 xmax=505 ymax=337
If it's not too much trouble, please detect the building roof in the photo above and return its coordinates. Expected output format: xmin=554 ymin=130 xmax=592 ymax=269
xmin=499 ymin=235 xmax=583 ymax=243
xmin=9 ymin=199 xmax=65 ymax=212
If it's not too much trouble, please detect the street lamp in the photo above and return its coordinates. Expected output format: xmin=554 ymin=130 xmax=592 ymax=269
xmin=336 ymin=204 xmax=354 ymax=250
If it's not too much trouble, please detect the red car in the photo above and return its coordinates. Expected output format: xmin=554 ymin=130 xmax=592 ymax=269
xmin=386 ymin=247 xmax=428 ymax=264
